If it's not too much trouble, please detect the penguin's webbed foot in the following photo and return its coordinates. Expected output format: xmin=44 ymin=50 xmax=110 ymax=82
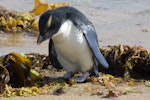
xmin=63 ymin=72 xmax=73 ymax=79
xmin=70 ymin=72 xmax=90 ymax=82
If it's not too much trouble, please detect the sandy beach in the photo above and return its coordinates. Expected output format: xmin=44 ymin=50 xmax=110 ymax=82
xmin=0 ymin=0 xmax=150 ymax=100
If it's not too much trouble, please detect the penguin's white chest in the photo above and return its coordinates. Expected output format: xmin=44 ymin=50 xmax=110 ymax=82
xmin=52 ymin=20 xmax=93 ymax=73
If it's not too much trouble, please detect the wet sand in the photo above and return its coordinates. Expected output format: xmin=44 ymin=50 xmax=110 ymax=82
xmin=0 ymin=0 xmax=150 ymax=100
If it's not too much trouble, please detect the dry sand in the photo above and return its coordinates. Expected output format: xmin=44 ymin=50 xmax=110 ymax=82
xmin=0 ymin=0 xmax=150 ymax=100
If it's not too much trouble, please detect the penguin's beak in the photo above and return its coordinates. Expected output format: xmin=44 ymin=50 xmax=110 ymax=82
xmin=37 ymin=32 xmax=54 ymax=44
xmin=37 ymin=35 xmax=44 ymax=44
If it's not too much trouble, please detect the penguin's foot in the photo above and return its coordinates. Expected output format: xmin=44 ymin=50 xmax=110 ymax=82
xmin=70 ymin=72 xmax=90 ymax=82
xmin=63 ymin=72 xmax=73 ymax=79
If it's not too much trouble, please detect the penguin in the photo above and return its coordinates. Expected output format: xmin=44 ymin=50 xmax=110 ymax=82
xmin=37 ymin=6 xmax=109 ymax=82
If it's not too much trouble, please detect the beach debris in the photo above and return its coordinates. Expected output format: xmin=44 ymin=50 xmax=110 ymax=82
xmin=145 ymin=80 xmax=150 ymax=87
xmin=68 ymin=79 xmax=77 ymax=86
xmin=100 ymin=45 xmax=150 ymax=79
xmin=0 ymin=0 xmax=68 ymax=34
xmin=0 ymin=64 xmax=10 ymax=93
xmin=2 ymin=52 xmax=32 ymax=87
xmin=0 ymin=45 xmax=150 ymax=97
xmin=30 ymin=0 xmax=69 ymax=15
xmin=2 ymin=85 xmax=40 ymax=97
xmin=90 ymin=91 xmax=103 ymax=96
xmin=0 ymin=52 xmax=52 ymax=95
xmin=52 ymin=87 xmax=66 ymax=95
xmin=0 ymin=6 xmax=38 ymax=34
xmin=105 ymin=90 xmax=121 ymax=98
xmin=142 ymin=29 xmax=150 ymax=32
xmin=26 ymin=53 xmax=50 ymax=70
xmin=86 ymin=76 xmax=98 ymax=84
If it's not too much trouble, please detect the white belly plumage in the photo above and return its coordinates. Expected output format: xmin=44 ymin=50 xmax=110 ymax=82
xmin=52 ymin=20 xmax=94 ymax=73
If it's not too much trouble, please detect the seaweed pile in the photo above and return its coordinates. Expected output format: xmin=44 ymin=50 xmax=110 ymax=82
xmin=100 ymin=45 xmax=150 ymax=79
xmin=0 ymin=45 xmax=149 ymax=97
xmin=30 ymin=0 xmax=68 ymax=15
xmin=0 ymin=0 xmax=68 ymax=35
xmin=0 ymin=6 xmax=38 ymax=34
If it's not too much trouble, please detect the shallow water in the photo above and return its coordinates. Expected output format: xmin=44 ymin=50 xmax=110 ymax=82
xmin=0 ymin=0 xmax=150 ymax=56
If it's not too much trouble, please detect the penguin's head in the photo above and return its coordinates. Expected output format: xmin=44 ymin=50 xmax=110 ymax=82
xmin=37 ymin=9 xmax=65 ymax=44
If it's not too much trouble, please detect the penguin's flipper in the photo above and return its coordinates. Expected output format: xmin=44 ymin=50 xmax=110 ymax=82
xmin=84 ymin=30 xmax=109 ymax=68
xmin=49 ymin=39 xmax=63 ymax=69
xmin=71 ymin=72 xmax=90 ymax=82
